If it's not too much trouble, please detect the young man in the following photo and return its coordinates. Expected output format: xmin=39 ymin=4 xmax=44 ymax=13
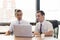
xmin=6 ymin=9 xmax=30 ymax=35
xmin=34 ymin=10 xmax=54 ymax=37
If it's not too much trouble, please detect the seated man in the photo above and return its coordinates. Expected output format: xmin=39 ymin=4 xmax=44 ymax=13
xmin=5 ymin=9 xmax=31 ymax=35
xmin=34 ymin=10 xmax=54 ymax=37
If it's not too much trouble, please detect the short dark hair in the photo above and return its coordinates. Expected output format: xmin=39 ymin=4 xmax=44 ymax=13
xmin=37 ymin=10 xmax=45 ymax=16
xmin=15 ymin=9 xmax=22 ymax=15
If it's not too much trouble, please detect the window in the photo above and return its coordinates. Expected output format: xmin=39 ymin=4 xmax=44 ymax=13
xmin=15 ymin=0 xmax=36 ymax=22
xmin=40 ymin=0 xmax=60 ymax=21
xmin=0 ymin=0 xmax=15 ymax=22
xmin=0 ymin=0 xmax=36 ymax=23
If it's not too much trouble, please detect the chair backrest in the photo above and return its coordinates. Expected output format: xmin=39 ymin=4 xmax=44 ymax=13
xmin=47 ymin=20 xmax=58 ymax=29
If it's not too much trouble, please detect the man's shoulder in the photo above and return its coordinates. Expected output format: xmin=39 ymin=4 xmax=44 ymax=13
xmin=10 ymin=20 xmax=17 ymax=25
xmin=44 ymin=21 xmax=52 ymax=25
xmin=36 ymin=21 xmax=52 ymax=24
xmin=36 ymin=22 xmax=40 ymax=26
xmin=21 ymin=20 xmax=30 ymax=24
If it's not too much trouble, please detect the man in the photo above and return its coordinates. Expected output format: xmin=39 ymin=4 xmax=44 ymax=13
xmin=6 ymin=9 xmax=30 ymax=35
xmin=34 ymin=10 xmax=54 ymax=37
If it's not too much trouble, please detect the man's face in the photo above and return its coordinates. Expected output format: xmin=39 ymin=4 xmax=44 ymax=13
xmin=15 ymin=12 xmax=22 ymax=20
xmin=36 ymin=12 xmax=44 ymax=22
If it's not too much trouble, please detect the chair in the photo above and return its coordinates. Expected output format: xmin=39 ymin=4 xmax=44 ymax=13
xmin=47 ymin=20 xmax=59 ymax=38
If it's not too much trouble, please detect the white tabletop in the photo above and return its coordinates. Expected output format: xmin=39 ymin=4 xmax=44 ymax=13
xmin=0 ymin=34 xmax=59 ymax=40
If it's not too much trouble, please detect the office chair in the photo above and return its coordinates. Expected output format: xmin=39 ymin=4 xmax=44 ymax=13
xmin=47 ymin=20 xmax=58 ymax=38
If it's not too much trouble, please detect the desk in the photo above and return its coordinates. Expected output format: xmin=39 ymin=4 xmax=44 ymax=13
xmin=15 ymin=36 xmax=32 ymax=40
xmin=0 ymin=34 xmax=59 ymax=40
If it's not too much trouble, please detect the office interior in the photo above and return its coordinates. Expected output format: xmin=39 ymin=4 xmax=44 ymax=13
xmin=0 ymin=0 xmax=60 ymax=40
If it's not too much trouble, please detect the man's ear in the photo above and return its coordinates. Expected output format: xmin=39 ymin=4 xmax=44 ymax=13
xmin=43 ymin=15 xmax=45 ymax=17
xmin=42 ymin=15 xmax=45 ymax=19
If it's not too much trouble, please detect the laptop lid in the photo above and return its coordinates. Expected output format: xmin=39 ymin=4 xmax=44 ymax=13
xmin=13 ymin=24 xmax=32 ymax=37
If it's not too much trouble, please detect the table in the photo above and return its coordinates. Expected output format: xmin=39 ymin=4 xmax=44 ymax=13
xmin=0 ymin=34 xmax=59 ymax=40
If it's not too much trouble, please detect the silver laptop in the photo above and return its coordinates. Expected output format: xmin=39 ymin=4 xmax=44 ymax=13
xmin=13 ymin=24 xmax=32 ymax=37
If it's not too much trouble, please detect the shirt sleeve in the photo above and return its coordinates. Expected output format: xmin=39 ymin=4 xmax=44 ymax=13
xmin=47 ymin=22 xmax=54 ymax=32
xmin=9 ymin=23 xmax=14 ymax=32
xmin=34 ymin=23 xmax=40 ymax=32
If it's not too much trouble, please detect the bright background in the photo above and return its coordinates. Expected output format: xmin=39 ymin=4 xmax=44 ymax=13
xmin=0 ymin=0 xmax=36 ymax=23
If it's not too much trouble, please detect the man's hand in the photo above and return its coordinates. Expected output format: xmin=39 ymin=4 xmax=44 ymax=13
xmin=5 ymin=31 xmax=11 ymax=35
xmin=44 ymin=31 xmax=53 ymax=37
xmin=34 ymin=32 xmax=41 ymax=37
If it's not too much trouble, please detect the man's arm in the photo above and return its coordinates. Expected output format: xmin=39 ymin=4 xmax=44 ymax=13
xmin=43 ymin=21 xmax=54 ymax=37
xmin=34 ymin=32 xmax=41 ymax=37
xmin=44 ymin=21 xmax=54 ymax=37
xmin=34 ymin=23 xmax=40 ymax=36
xmin=34 ymin=32 xmax=40 ymax=35
xmin=5 ymin=23 xmax=13 ymax=35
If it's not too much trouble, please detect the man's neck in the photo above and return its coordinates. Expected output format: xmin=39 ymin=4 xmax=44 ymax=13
xmin=18 ymin=19 xmax=22 ymax=21
xmin=40 ymin=20 xmax=44 ymax=23
xmin=40 ymin=21 xmax=43 ymax=24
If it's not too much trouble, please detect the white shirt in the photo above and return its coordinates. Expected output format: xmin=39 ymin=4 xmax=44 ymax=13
xmin=9 ymin=20 xmax=30 ymax=32
xmin=34 ymin=21 xmax=54 ymax=33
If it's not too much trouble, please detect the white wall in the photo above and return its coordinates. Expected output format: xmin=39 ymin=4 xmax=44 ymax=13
xmin=40 ymin=0 xmax=60 ymax=21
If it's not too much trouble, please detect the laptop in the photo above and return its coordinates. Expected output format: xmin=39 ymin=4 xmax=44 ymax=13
xmin=13 ymin=24 xmax=32 ymax=37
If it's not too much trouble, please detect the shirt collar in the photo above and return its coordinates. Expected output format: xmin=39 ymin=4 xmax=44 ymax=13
xmin=17 ymin=19 xmax=23 ymax=23
xmin=39 ymin=20 xmax=45 ymax=25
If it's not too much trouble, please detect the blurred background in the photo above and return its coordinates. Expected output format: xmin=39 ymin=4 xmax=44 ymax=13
xmin=0 ymin=0 xmax=60 ymax=39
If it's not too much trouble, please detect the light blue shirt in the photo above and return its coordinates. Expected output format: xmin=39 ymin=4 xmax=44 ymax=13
xmin=9 ymin=20 xmax=30 ymax=32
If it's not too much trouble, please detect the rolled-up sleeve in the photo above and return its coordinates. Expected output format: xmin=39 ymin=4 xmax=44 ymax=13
xmin=47 ymin=22 xmax=54 ymax=32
